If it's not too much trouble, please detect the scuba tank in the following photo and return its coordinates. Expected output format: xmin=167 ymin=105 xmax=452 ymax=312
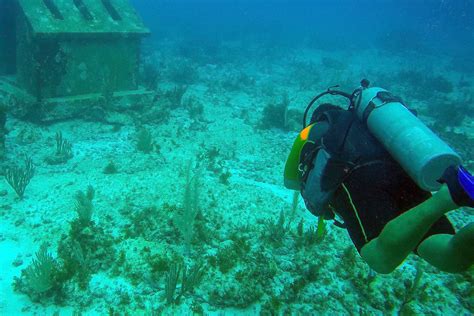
xmin=353 ymin=86 xmax=461 ymax=191
xmin=288 ymin=80 xmax=462 ymax=192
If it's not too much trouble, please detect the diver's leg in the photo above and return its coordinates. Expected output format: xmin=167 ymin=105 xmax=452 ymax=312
xmin=360 ymin=185 xmax=457 ymax=274
xmin=417 ymin=223 xmax=474 ymax=273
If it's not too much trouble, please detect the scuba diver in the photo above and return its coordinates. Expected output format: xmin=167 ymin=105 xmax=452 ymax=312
xmin=284 ymin=80 xmax=474 ymax=274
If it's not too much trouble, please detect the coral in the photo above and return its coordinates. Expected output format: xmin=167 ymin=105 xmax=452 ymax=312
xmin=173 ymin=162 xmax=201 ymax=252
xmin=429 ymin=99 xmax=465 ymax=127
xmin=57 ymin=217 xmax=116 ymax=291
xmin=103 ymin=160 xmax=118 ymax=174
xmin=141 ymin=62 xmax=160 ymax=91
xmin=396 ymin=70 xmax=425 ymax=88
xmin=15 ymin=126 xmax=42 ymax=145
xmin=288 ymin=191 xmax=300 ymax=224
xmin=184 ymin=96 xmax=204 ymax=120
xmin=288 ymin=60 xmax=321 ymax=90
xmin=398 ymin=262 xmax=426 ymax=314
xmin=259 ymin=93 xmax=290 ymax=131
xmin=219 ymin=70 xmax=256 ymax=92
xmin=13 ymin=187 xmax=115 ymax=303
xmin=45 ymin=131 xmax=73 ymax=165
xmin=164 ymin=262 xmax=206 ymax=305
xmin=123 ymin=206 xmax=161 ymax=239
xmin=137 ymin=86 xmax=186 ymax=124
xmin=214 ymin=246 xmax=239 ymax=273
xmin=136 ymin=127 xmax=155 ymax=154
xmin=0 ymin=103 xmax=6 ymax=159
xmin=53 ymin=186 xmax=115 ymax=292
xmin=218 ymin=171 xmax=232 ymax=185
xmin=74 ymin=185 xmax=95 ymax=226
xmin=426 ymin=75 xmax=454 ymax=94
xmin=295 ymin=218 xmax=326 ymax=248
xmin=101 ymin=69 xmax=117 ymax=111
xmin=396 ymin=70 xmax=454 ymax=100
xmin=209 ymin=265 xmax=265 ymax=308
xmin=21 ymin=243 xmax=59 ymax=294
xmin=196 ymin=145 xmax=232 ymax=184
xmin=431 ymin=128 xmax=474 ymax=170
xmin=166 ymin=59 xmax=198 ymax=84
xmin=145 ymin=251 xmax=173 ymax=275
xmin=264 ymin=210 xmax=290 ymax=247
xmin=13 ymin=243 xmax=64 ymax=303
xmin=5 ymin=156 xmax=35 ymax=199
xmin=164 ymin=85 xmax=187 ymax=109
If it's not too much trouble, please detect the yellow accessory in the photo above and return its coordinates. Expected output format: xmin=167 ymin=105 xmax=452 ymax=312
xmin=284 ymin=123 xmax=316 ymax=190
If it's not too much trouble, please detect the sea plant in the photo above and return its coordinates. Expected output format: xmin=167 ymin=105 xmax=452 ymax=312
xmin=55 ymin=131 xmax=73 ymax=157
xmin=74 ymin=185 xmax=95 ymax=226
xmin=57 ymin=186 xmax=115 ymax=292
xmin=0 ymin=103 xmax=6 ymax=159
xmin=426 ymin=75 xmax=454 ymax=94
xmin=173 ymin=162 xmax=201 ymax=252
xmin=305 ymin=217 xmax=327 ymax=245
xmin=215 ymin=246 xmax=239 ymax=273
xmin=289 ymin=60 xmax=321 ymax=90
xmin=103 ymin=160 xmax=118 ymax=174
xmin=316 ymin=216 xmax=327 ymax=239
xmin=184 ymin=96 xmax=204 ymax=120
xmin=295 ymin=217 xmax=326 ymax=248
xmin=166 ymin=60 xmax=198 ymax=85
xmin=101 ymin=70 xmax=117 ymax=110
xmin=5 ymin=157 xmax=35 ymax=199
xmin=220 ymin=70 xmax=256 ymax=92
xmin=429 ymin=98 xmax=465 ymax=127
xmin=123 ymin=206 xmax=160 ymax=239
xmin=218 ymin=170 xmax=232 ymax=185
xmin=164 ymin=85 xmax=187 ymax=109
xmin=399 ymin=261 xmax=425 ymax=313
xmin=18 ymin=243 xmax=60 ymax=296
xmin=265 ymin=210 xmax=290 ymax=247
xmin=396 ymin=71 xmax=454 ymax=99
xmin=288 ymin=191 xmax=299 ymax=224
xmin=142 ymin=62 xmax=160 ymax=91
xmin=45 ymin=131 xmax=73 ymax=165
xmin=164 ymin=262 xmax=206 ymax=305
xmin=136 ymin=128 xmax=154 ymax=154
xmin=259 ymin=93 xmax=290 ymax=130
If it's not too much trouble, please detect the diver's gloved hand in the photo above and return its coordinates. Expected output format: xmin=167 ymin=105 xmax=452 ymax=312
xmin=438 ymin=165 xmax=474 ymax=208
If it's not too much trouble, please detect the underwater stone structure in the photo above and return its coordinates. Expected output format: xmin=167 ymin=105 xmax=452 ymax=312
xmin=0 ymin=0 xmax=152 ymax=122
xmin=0 ymin=1 xmax=16 ymax=76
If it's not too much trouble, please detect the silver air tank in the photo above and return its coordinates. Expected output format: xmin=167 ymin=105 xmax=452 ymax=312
xmin=354 ymin=87 xmax=462 ymax=191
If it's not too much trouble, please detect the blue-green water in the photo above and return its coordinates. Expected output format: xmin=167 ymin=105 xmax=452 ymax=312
xmin=0 ymin=0 xmax=473 ymax=315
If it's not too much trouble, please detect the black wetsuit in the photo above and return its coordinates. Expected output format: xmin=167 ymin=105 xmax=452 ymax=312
xmin=301 ymin=107 xmax=455 ymax=252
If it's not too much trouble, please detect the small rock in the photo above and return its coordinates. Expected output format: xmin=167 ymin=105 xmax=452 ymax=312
xmin=12 ymin=257 xmax=23 ymax=267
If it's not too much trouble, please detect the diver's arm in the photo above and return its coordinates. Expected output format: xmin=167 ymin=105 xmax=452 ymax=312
xmin=417 ymin=222 xmax=474 ymax=273
xmin=361 ymin=166 xmax=474 ymax=274
xmin=360 ymin=185 xmax=456 ymax=274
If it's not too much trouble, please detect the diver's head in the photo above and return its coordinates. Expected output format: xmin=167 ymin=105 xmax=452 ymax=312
xmin=309 ymin=103 xmax=341 ymax=124
xmin=285 ymin=103 xmax=341 ymax=191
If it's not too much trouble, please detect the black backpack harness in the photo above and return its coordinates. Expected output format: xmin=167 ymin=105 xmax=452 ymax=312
xmin=298 ymin=107 xmax=397 ymax=226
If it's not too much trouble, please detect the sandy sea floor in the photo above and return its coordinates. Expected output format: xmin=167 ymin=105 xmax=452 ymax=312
xmin=1 ymin=42 xmax=473 ymax=315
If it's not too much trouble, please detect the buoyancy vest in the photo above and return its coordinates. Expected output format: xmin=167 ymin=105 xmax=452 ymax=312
xmin=300 ymin=108 xmax=398 ymax=199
